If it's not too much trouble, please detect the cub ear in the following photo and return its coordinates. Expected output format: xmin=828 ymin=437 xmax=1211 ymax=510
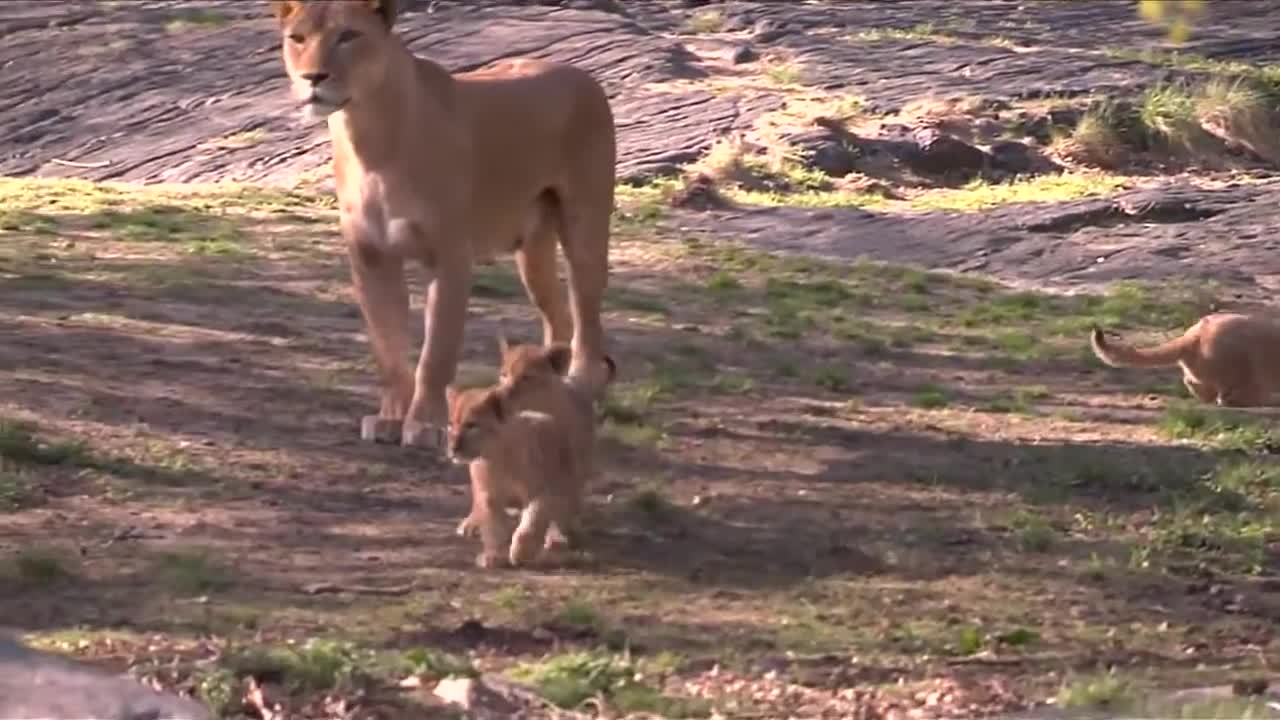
xmin=543 ymin=344 xmax=573 ymax=375
xmin=601 ymin=353 xmax=618 ymax=384
xmin=366 ymin=0 xmax=397 ymax=28
xmin=484 ymin=390 xmax=507 ymax=423
xmin=271 ymin=0 xmax=301 ymax=23
xmin=496 ymin=332 xmax=511 ymax=358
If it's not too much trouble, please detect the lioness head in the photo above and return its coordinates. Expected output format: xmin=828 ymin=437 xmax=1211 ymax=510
xmin=444 ymin=385 xmax=508 ymax=464
xmin=271 ymin=0 xmax=398 ymax=122
xmin=496 ymin=335 xmax=618 ymax=386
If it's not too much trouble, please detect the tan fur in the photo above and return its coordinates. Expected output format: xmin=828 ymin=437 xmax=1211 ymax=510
xmin=455 ymin=337 xmax=614 ymax=545
xmin=1091 ymin=313 xmax=1280 ymax=406
xmin=271 ymin=0 xmax=615 ymax=449
xmin=445 ymin=384 xmax=583 ymax=569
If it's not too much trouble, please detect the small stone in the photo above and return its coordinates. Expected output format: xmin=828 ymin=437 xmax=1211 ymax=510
xmin=434 ymin=677 xmax=480 ymax=709
xmin=731 ymin=45 xmax=757 ymax=64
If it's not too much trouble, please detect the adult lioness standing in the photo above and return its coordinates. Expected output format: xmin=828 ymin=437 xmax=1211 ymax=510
xmin=270 ymin=0 xmax=615 ymax=449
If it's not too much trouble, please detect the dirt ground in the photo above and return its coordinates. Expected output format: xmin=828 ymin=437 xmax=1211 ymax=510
xmin=2 ymin=2 xmax=1280 ymax=719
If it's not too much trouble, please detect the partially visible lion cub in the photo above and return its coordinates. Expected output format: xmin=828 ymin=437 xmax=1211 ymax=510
xmin=455 ymin=337 xmax=615 ymax=546
xmin=1091 ymin=313 xmax=1280 ymax=407
xmin=445 ymin=385 xmax=583 ymax=569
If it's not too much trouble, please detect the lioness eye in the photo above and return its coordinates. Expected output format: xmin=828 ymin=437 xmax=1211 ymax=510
xmin=288 ymin=32 xmax=305 ymax=44
xmin=337 ymin=29 xmax=361 ymax=44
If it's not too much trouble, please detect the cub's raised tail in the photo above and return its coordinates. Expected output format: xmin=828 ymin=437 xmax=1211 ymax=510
xmin=1090 ymin=323 xmax=1199 ymax=368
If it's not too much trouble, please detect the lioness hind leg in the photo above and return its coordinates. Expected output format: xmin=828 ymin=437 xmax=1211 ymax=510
xmin=556 ymin=205 xmax=610 ymax=396
xmin=515 ymin=211 xmax=572 ymax=346
xmin=1217 ymin=382 xmax=1266 ymax=408
xmin=1183 ymin=375 xmax=1218 ymax=404
xmin=347 ymin=244 xmax=414 ymax=443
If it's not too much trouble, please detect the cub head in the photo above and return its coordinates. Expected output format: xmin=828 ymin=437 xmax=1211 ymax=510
xmin=270 ymin=0 xmax=399 ymax=122
xmin=496 ymin=335 xmax=618 ymax=387
xmin=444 ymin=385 xmax=508 ymax=464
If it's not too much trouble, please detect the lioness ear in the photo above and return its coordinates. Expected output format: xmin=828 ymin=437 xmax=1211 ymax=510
xmin=271 ymin=0 xmax=301 ymax=24
xmin=496 ymin=332 xmax=510 ymax=358
xmin=445 ymin=384 xmax=459 ymax=407
xmin=544 ymin=344 xmax=572 ymax=375
xmin=366 ymin=0 xmax=397 ymax=28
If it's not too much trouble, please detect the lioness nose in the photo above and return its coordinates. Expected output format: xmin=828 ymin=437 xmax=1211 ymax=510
xmin=300 ymin=71 xmax=330 ymax=86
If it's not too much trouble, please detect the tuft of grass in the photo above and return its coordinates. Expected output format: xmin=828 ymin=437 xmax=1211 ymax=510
xmin=225 ymin=639 xmax=368 ymax=693
xmin=194 ymin=668 xmax=239 ymax=717
xmin=164 ymin=9 xmax=229 ymax=32
xmin=9 ymin=547 xmax=74 ymax=586
xmin=910 ymin=384 xmax=949 ymax=409
xmin=0 ymin=469 xmax=34 ymax=511
xmin=401 ymin=647 xmax=478 ymax=681
xmin=762 ymin=61 xmax=804 ymax=86
xmin=556 ymin=600 xmax=605 ymax=631
xmin=1011 ymin=511 xmax=1057 ymax=552
xmin=153 ymin=550 xmax=234 ymax=595
xmin=204 ymin=128 xmax=268 ymax=150
xmin=684 ymin=8 xmax=725 ymax=33
xmin=1137 ymin=81 xmax=1205 ymax=152
xmin=1057 ymin=671 xmax=1136 ymax=711
xmin=0 ymin=421 xmax=94 ymax=467
xmin=508 ymin=651 xmax=709 ymax=717
xmin=1194 ymin=77 xmax=1280 ymax=162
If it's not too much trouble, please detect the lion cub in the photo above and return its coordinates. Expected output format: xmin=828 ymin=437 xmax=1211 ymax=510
xmin=445 ymin=385 xmax=582 ymax=568
xmin=455 ymin=337 xmax=615 ymax=546
xmin=1091 ymin=312 xmax=1280 ymax=407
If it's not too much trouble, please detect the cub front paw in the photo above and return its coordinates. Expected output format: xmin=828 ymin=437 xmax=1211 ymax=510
xmin=360 ymin=415 xmax=403 ymax=444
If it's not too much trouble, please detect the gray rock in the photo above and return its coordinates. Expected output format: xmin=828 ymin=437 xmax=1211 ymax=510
xmin=0 ymin=635 xmax=212 ymax=720
xmin=731 ymin=44 xmax=758 ymax=64
xmin=910 ymin=128 xmax=990 ymax=177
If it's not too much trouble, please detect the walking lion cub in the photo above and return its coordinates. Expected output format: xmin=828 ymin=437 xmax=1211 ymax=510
xmin=454 ymin=337 xmax=615 ymax=549
xmin=1091 ymin=312 xmax=1280 ymax=407
xmin=445 ymin=384 xmax=585 ymax=569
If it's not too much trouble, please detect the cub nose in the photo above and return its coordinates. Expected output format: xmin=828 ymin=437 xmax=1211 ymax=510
xmin=300 ymin=71 xmax=330 ymax=86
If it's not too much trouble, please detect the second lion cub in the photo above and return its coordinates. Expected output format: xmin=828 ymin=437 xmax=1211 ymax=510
xmin=445 ymin=384 xmax=582 ymax=568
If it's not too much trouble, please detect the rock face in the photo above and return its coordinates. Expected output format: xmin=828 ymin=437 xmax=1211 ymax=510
xmin=0 ymin=635 xmax=212 ymax=720
xmin=0 ymin=1 xmax=779 ymax=185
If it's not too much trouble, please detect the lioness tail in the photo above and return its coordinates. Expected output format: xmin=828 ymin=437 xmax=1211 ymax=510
xmin=1090 ymin=324 xmax=1198 ymax=368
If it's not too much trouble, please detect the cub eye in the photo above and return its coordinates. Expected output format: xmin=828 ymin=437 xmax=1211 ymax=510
xmin=462 ymin=422 xmax=476 ymax=432
xmin=337 ymin=29 xmax=361 ymax=44
xmin=287 ymin=32 xmax=305 ymax=44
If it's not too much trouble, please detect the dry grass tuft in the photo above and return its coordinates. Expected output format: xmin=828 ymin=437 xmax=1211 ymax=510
xmin=1194 ymin=78 xmax=1280 ymax=164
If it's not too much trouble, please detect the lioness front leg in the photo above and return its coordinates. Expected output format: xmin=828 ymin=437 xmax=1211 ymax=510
xmin=347 ymin=242 xmax=414 ymax=444
xmin=403 ymin=258 xmax=473 ymax=449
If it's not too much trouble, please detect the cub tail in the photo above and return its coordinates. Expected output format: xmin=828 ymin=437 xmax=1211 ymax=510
xmin=1090 ymin=323 xmax=1198 ymax=368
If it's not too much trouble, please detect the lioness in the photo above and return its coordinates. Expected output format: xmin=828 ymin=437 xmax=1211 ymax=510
xmin=1091 ymin=313 xmax=1280 ymax=406
xmin=271 ymin=0 xmax=615 ymax=449
xmin=455 ymin=336 xmax=615 ymax=544
xmin=445 ymin=384 xmax=583 ymax=568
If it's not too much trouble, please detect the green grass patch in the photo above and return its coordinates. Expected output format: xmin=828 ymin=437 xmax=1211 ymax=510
xmin=910 ymin=173 xmax=1127 ymax=212
xmin=1158 ymin=402 xmax=1277 ymax=452
xmin=684 ymin=8 xmax=725 ymax=33
xmin=508 ymin=651 xmax=709 ymax=717
xmin=0 ymin=420 xmax=95 ymax=467
xmin=910 ymin=383 xmax=950 ymax=409
xmin=152 ymin=550 xmax=234 ymax=595
xmin=1056 ymin=671 xmax=1136 ymax=711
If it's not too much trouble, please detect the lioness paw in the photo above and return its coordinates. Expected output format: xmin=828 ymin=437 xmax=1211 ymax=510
xmin=361 ymin=416 xmax=403 ymax=445
xmin=401 ymin=419 xmax=444 ymax=449
xmin=456 ymin=514 xmax=480 ymax=538
xmin=475 ymin=552 xmax=507 ymax=570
